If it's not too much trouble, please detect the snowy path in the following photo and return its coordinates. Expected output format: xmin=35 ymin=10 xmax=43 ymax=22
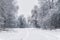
xmin=26 ymin=29 xmax=60 ymax=40
xmin=0 ymin=29 xmax=60 ymax=40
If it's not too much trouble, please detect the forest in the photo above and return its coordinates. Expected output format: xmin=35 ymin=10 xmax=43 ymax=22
xmin=0 ymin=0 xmax=60 ymax=30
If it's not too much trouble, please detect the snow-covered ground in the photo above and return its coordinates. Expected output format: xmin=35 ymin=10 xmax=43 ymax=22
xmin=0 ymin=28 xmax=60 ymax=40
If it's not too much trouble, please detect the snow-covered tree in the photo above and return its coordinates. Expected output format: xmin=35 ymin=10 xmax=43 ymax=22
xmin=50 ymin=0 xmax=60 ymax=29
xmin=37 ymin=0 xmax=56 ymax=29
xmin=31 ymin=0 xmax=60 ymax=29
xmin=0 ymin=0 xmax=18 ymax=28
xmin=31 ymin=5 xmax=40 ymax=28
xmin=18 ymin=15 xmax=27 ymax=28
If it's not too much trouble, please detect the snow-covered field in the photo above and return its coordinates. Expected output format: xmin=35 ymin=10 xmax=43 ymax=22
xmin=0 ymin=28 xmax=60 ymax=40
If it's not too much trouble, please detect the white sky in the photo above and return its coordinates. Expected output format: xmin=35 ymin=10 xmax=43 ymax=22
xmin=16 ymin=0 xmax=38 ymax=18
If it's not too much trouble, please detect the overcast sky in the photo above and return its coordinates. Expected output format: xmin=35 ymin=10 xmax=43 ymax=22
xmin=16 ymin=0 xmax=38 ymax=18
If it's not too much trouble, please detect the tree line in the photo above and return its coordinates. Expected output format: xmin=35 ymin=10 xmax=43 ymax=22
xmin=0 ymin=0 xmax=60 ymax=29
